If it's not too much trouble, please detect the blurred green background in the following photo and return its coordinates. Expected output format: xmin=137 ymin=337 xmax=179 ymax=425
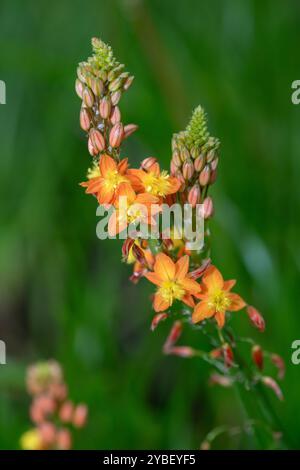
xmin=1 ymin=0 xmax=300 ymax=450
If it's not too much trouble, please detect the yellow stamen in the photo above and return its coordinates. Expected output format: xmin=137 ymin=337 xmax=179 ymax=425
xmin=159 ymin=280 xmax=185 ymax=304
xmin=143 ymin=171 xmax=171 ymax=197
xmin=208 ymin=290 xmax=231 ymax=313
xmin=104 ymin=170 xmax=128 ymax=190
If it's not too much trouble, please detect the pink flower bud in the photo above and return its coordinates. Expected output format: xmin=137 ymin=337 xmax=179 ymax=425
xmin=199 ymin=196 xmax=214 ymax=219
xmin=182 ymin=159 xmax=194 ymax=180
xmin=188 ymin=184 xmax=201 ymax=208
xmin=252 ymin=345 xmax=264 ymax=370
xmin=109 ymin=123 xmax=124 ymax=147
xmin=170 ymin=160 xmax=177 ymax=175
xmin=110 ymin=106 xmax=121 ymax=125
xmin=111 ymin=91 xmax=121 ymax=106
xmin=99 ymin=97 xmax=111 ymax=119
xmin=73 ymin=404 xmax=88 ymax=428
xmin=194 ymin=154 xmax=206 ymax=172
xmin=167 ymin=346 xmax=196 ymax=358
xmin=151 ymin=313 xmax=168 ymax=331
xmin=82 ymin=87 xmax=94 ymax=108
xmin=261 ymin=376 xmax=284 ymax=401
xmin=199 ymin=165 xmax=211 ymax=186
xmin=246 ymin=305 xmax=265 ymax=332
xmin=141 ymin=157 xmax=157 ymax=171
xmin=124 ymin=123 xmax=138 ymax=139
xmin=211 ymin=157 xmax=219 ymax=171
xmin=172 ymin=150 xmax=181 ymax=167
xmin=124 ymin=75 xmax=134 ymax=90
xmin=89 ymin=128 xmax=105 ymax=153
xmin=56 ymin=428 xmax=72 ymax=450
xmin=80 ymin=108 xmax=91 ymax=131
xmin=39 ymin=422 xmax=56 ymax=446
xmin=209 ymin=373 xmax=232 ymax=388
xmin=210 ymin=168 xmax=217 ymax=184
xmin=59 ymin=401 xmax=74 ymax=423
xmin=271 ymin=354 xmax=285 ymax=380
xmin=90 ymin=77 xmax=103 ymax=97
xmin=88 ymin=137 xmax=98 ymax=156
xmin=75 ymin=79 xmax=84 ymax=99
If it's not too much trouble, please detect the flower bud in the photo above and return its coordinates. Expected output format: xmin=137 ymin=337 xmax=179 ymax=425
xmin=82 ymin=87 xmax=94 ymax=108
xmin=39 ymin=422 xmax=56 ymax=446
xmin=73 ymin=404 xmax=88 ymax=428
xmin=80 ymin=108 xmax=91 ymax=131
xmin=89 ymin=128 xmax=105 ymax=152
xmin=88 ymin=136 xmax=98 ymax=156
xmin=180 ymin=147 xmax=190 ymax=162
xmin=59 ymin=401 xmax=74 ymax=423
xmin=163 ymin=321 xmax=182 ymax=353
xmin=122 ymin=238 xmax=135 ymax=259
xmin=271 ymin=354 xmax=285 ymax=380
xmin=170 ymin=160 xmax=177 ymax=175
xmin=90 ymin=77 xmax=103 ymax=97
xmin=99 ymin=96 xmax=111 ymax=119
xmin=167 ymin=346 xmax=196 ymax=358
xmin=172 ymin=150 xmax=181 ymax=167
xmin=110 ymin=106 xmax=121 ymax=125
xmin=141 ymin=157 xmax=157 ymax=171
xmin=111 ymin=90 xmax=121 ymax=106
xmin=246 ymin=305 xmax=265 ymax=332
xmin=77 ymin=65 xmax=87 ymax=83
xmin=199 ymin=165 xmax=211 ymax=186
xmin=124 ymin=75 xmax=134 ymax=90
xmin=182 ymin=159 xmax=194 ymax=180
xmin=252 ymin=345 xmax=264 ymax=370
xmin=194 ymin=154 xmax=206 ymax=172
xmin=199 ymin=196 xmax=214 ymax=219
xmin=151 ymin=313 xmax=168 ymax=331
xmin=190 ymin=146 xmax=199 ymax=159
xmin=75 ymin=79 xmax=84 ymax=99
xmin=210 ymin=168 xmax=217 ymax=184
xmin=124 ymin=123 xmax=138 ymax=139
xmin=261 ymin=376 xmax=283 ymax=401
xmin=56 ymin=429 xmax=72 ymax=450
xmin=211 ymin=157 xmax=219 ymax=171
xmin=109 ymin=122 xmax=124 ymax=147
xmin=188 ymin=184 xmax=201 ymax=208
xmin=206 ymin=148 xmax=217 ymax=163
xmin=108 ymin=77 xmax=123 ymax=92
xmin=223 ymin=343 xmax=234 ymax=367
xmin=175 ymin=170 xmax=185 ymax=191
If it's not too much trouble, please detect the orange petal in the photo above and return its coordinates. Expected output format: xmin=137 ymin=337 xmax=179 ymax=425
xmin=227 ymin=293 xmax=246 ymax=311
xmin=223 ymin=279 xmax=236 ymax=291
xmin=215 ymin=311 xmax=226 ymax=328
xmin=144 ymin=271 xmax=163 ymax=287
xmin=202 ymin=265 xmax=224 ymax=292
xmin=182 ymin=294 xmax=195 ymax=308
xmin=85 ymin=178 xmax=103 ymax=194
xmin=97 ymin=184 xmax=114 ymax=205
xmin=126 ymin=169 xmax=145 ymax=192
xmin=180 ymin=277 xmax=201 ymax=294
xmin=192 ymin=301 xmax=215 ymax=324
xmin=117 ymin=158 xmax=128 ymax=174
xmin=108 ymin=211 xmax=127 ymax=236
xmin=175 ymin=255 xmax=189 ymax=280
xmin=168 ymin=176 xmax=181 ymax=194
xmin=154 ymin=253 xmax=175 ymax=281
xmin=99 ymin=154 xmax=117 ymax=176
xmin=135 ymin=193 xmax=159 ymax=205
xmin=153 ymin=292 xmax=170 ymax=312
xmin=115 ymin=182 xmax=136 ymax=206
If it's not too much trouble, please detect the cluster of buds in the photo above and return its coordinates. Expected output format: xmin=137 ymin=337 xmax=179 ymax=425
xmin=77 ymin=38 xmax=137 ymax=163
xmin=170 ymin=106 xmax=219 ymax=216
xmin=20 ymin=360 xmax=88 ymax=450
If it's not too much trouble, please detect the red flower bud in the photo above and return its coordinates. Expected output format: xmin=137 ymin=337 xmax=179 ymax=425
xmin=151 ymin=313 xmax=168 ymax=331
xmin=223 ymin=343 xmax=234 ymax=367
xmin=246 ymin=305 xmax=265 ymax=332
xmin=109 ymin=123 xmax=124 ymax=147
xmin=79 ymin=107 xmax=91 ymax=131
xmin=89 ymin=128 xmax=105 ymax=153
xmin=99 ymin=96 xmax=111 ymax=119
xmin=163 ymin=321 xmax=182 ymax=353
xmin=167 ymin=346 xmax=196 ymax=358
xmin=73 ymin=404 xmax=88 ymax=428
xmin=210 ymin=168 xmax=217 ymax=184
xmin=252 ymin=345 xmax=264 ymax=370
xmin=271 ymin=354 xmax=285 ymax=380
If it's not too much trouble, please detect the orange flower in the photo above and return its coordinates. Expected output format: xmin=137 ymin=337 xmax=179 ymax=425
xmin=128 ymin=162 xmax=180 ymax=198
xmin=145 ymin=253 xmax=200 ymax=312
xmin=81 ymin=154 xmax=133 ymax=205
xmin=108 ymin=184 xmax=160 ymax=236
xmin=192 ymin=266 xmax=246 ymax=328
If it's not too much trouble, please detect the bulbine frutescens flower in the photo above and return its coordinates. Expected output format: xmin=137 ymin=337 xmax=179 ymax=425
xmin=77 ymin=38 xmax=286 ymax=448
